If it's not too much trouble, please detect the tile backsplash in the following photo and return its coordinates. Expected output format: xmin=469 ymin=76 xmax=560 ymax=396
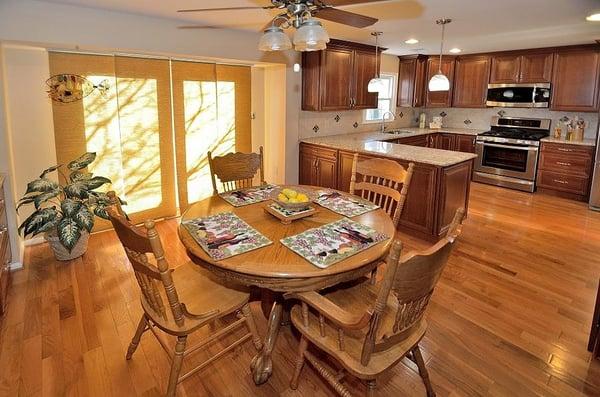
xmin=422 ymin=107 xmax=599 ymax=139
xmin=298 ymin=107 xmax=416 ymax=139
xmin=299 ymin=106 xmax=599 ymax=140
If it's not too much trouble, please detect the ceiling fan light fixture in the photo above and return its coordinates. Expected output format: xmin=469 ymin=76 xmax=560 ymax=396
xmin=259 ymin=26 xmax=292 ymax=52
xmin=293 ymin=19 xmax=330 ymax=52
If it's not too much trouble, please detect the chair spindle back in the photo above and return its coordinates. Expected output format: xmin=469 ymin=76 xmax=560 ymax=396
xmin=349 ymin=153 xmax=414 ymax=227
xmin=106 ymin=193 xmax=186 ymax=326
xmin=360 ymin=208 xmax=465 ymax=365
xmin=208 ymin=146 xmax=265 ymax=195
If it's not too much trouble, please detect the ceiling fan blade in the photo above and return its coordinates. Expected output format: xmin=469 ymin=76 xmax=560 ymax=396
xmin=317 ymin=0 xmax=388 ymax=6
xmin=177 ymin=6 xmax=277 ymax=13
xmin=260 ymin=13 xmax=288 ymax=32
xmin=178 ymin=25 xmax=224 ymax=29
xmin=314 ymin=7 xmax=378 ymax=28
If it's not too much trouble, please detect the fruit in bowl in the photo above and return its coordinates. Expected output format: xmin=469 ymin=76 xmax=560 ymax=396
xmin=272 ymin=187 xmax=313 ymax=210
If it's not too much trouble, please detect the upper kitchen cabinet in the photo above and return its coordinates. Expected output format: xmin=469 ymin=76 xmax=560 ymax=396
xmin=551 ymin=47 xmax=600 ymax=112
xmin=397 ymin=55 xmax=427 ymax=107
xmin=453 ymin=55 xmax=490 ymax=108
xmin=301 ymin=39 xmax=380 ymax=111
xmin=425 ymin=57 xmax=455 ymax=107
xmin=489 ymin=52 xmax=553 ymax=84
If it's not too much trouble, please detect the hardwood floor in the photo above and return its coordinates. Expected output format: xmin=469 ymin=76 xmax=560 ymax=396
xmin=1 ymin=182 xmax=599 ymax=396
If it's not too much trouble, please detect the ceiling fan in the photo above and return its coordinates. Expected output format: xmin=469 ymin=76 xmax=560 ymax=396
xmin=177 ymin=0 xmax=386 ymax=52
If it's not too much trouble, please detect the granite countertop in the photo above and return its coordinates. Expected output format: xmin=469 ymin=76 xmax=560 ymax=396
xmin=540 ymin=137 xmax=597 ymax=147
xmin=301 ymin=131 xmax=478 ymax=167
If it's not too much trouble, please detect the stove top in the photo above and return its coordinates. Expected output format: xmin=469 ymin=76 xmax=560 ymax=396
xmin=480 ymin=127 xmax=549 ymax=141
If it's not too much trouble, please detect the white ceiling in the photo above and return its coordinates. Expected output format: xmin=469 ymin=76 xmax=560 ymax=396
xmin=41 ymin=0 xmax=600 ymax=55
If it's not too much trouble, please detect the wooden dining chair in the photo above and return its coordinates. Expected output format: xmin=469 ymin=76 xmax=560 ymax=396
xmin=208 ymin=146 xmax=265 ymax=195
xmin=349 ymin=153 xmax=415 ymax=284
xmin=285 ymin=208 xmax=465 ymax=397
xmin=106 ymin=193 xmax=262 ymax=397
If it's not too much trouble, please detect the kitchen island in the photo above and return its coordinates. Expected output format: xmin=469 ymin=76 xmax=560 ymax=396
xmin=299 ymin=129 xmax=479 ymax=241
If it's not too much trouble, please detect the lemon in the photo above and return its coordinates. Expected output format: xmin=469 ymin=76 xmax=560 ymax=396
xmin=282 ymin=188 xmax=298 ymax=199
xmin=277 ymin=193 xmax=289 ymax=202
xmin=288 ymin=197 xmax=299 ymax=203
xmin=297 ymin=193 xmax=309 ymax=203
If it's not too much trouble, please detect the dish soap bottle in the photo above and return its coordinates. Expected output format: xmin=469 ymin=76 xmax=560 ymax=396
xmin=419 ymin=113 xmax=427 ymax=129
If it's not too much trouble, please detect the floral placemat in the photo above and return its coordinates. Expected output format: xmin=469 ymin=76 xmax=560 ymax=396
xmin=280 ymin=218 xmax=388 ymax=269
xmin=219 ymin=184 xmax=278 ymax=207
xmin=268 ymin=202 xmax=314 ymax=218
xmin=182 ymin=212 xmax=272 ymax=260
xmin=315 ymin=190 xmax=379 ymax=217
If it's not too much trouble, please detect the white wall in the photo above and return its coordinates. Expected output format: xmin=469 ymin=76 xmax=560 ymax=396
xmin=0 ymin=45 xmax=58 ymax=266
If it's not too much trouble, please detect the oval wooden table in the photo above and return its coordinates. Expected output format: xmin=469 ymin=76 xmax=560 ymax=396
xmin=178 ymin=186 xmax=395 ymax=385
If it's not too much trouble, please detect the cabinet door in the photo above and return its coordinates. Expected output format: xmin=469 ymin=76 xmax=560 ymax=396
xmin=301 ymin=51 xmax=321 ymax=111
xmin=316 ymin=157 xmax=338 ymax=189
xmin=490 ymin=55 xmax=521 ymax=83
xmin=397 ymin=58 xmax=417 ymax=107
xmin=353 ymin=50 xmax=379 ymax=109
xmin=337 ymin=150 xmax=355 ymax=192
xmin=398 ymin=134 xmax=429 ymax=147
xmin=425 ymin=57 xmax=455 ymax=107
xmin=452 ymin=56 xmax=490 ymax=108
xmin=299 ymin=149 xmax=316 ymax=185
xmin=551 ymin=49 xmax=600 ymax=112
xmin=437 ymin=134 xmax=456 ymax=150
xmin=455 ymin=135 xmax=476 ymax=153
xmin=520 ymin=52 xmax=553 ymax=83
xmin=413 ymin=57 xmax=428 ymax=107
xmin=319 ymin=48 xmax=354 ymax=110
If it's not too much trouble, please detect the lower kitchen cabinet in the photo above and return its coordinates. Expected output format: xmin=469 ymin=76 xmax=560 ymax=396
xmin=300 ymin=143 xmax=474 ymax=242
xmin=536 ymin=142 xmax=595 ymax=201
xmin=455 ymin=134 xmax=477 ymax=153
xmin=299 ymin=144 xmax=338 ymax=189
xmin=0 ymin=179 xmax=12 ymax=317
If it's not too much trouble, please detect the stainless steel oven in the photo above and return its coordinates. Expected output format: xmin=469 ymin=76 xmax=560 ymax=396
xmin=473 ymin=116 xmax=550 ymax=192
xmin=474 ymin=140 xmax=540 ymax=191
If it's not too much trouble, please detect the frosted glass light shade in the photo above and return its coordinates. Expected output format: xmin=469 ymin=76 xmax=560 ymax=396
xmin=428 ymin=73 xmax=450 ymax=91
xmin=367 ymin=77 xmax=385 ymax=93
xmin=293 ymin=20 xmax=330 ymax=52
xmin=258 ymin=27 xmax=292 ymax=51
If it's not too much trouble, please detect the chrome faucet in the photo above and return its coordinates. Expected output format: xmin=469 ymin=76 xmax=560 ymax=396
xmin=380 ymin=111 xmax=396 ymax=133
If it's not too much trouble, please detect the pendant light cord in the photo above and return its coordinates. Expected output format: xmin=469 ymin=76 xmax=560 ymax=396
xmin=438 ymin=22 xmax=444 ymax=73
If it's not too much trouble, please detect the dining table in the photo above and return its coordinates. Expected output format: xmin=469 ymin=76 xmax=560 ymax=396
xmin=177 ymin=185 xmax=395 ymax=385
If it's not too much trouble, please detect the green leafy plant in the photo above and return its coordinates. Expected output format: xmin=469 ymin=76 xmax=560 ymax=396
xmin=17 ymin=152 xmax=122 ymax=251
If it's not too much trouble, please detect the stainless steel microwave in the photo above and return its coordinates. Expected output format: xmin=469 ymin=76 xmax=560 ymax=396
xmin=486 ymin=83 xmax=551 ymax=108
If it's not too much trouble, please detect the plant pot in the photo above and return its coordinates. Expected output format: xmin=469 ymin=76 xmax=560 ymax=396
xmin=44 ymin=230 xmax=90 ymax=261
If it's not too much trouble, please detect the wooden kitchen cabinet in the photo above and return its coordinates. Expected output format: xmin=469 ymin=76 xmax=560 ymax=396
xmin=398 ymin=134 xmax=429 ymax=147
xmin=455 ymin=134 xmax=477 ymax=153
xmin=490 ymin=52 xmax=553 ymax=84
xmin=537 ymin=142 xmax=595 ymax=201
xmin=519 ymin=52 xmax=553 ymax=83
xmin=302 ymin=40 xmax=380 ymax=111
xmin=0 ymin=179 xmax=11 ymax=317
xmin=397 ymin=55 xmax=427 ymax=107
xmin=299 ymin=143 xmax=338 ymax=189
xmin=490 ymin=55 xmax=521 ymax=83
xmin=453 ymin=55 xmax=490 ymax=108
xmin=425 ymin=57 xmax=455 ymax=107
xmin=551 ymin=48 xmax=600 ymax=112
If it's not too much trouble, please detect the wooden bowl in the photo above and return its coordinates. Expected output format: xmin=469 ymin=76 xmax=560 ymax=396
xmin=271 ymin=187 xmax=315 ymax=211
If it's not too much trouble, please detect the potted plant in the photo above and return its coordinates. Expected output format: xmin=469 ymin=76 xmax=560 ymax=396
xmin=17 ymin=152 xmax=122 ymax=261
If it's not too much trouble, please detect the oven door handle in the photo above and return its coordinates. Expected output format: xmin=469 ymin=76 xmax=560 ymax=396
xmin=478 ymin=142 xmax=539 ymax=151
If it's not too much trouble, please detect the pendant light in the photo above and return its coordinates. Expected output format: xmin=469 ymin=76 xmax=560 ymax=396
xmin=367 ymin=31 xmax=384 ymax=93
xmin=428 ymin=18 xmax=452 ymax=92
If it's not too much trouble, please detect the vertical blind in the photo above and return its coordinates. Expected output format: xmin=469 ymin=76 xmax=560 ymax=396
xmin=49 ymin=52 xmax=251 ymax=225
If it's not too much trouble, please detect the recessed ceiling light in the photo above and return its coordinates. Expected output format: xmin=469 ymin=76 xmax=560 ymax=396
xmin=586 ymin=13 xmax=600 ymax=21
xmin=449 ymin=48 xmax=462 ymax=53
xmin=404 ymin=38 xmax=419 ymax=44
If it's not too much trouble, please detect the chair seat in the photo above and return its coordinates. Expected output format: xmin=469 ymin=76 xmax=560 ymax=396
xmin=290 ymin=280 xmax=427 ymax=379
xmin=144 ymin=261 xmax=250 ymax=333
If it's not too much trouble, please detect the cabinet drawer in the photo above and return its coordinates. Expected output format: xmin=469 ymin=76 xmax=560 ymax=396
xmin=541 ymin=143 xmax=594 ymax=158
xmin=539 ymin=152 xmax=593 ymax=176
xmin=299 ymin=144 xmax=338 ymax=161
xmin=537 ymin=170 xmax=589 ymax=195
